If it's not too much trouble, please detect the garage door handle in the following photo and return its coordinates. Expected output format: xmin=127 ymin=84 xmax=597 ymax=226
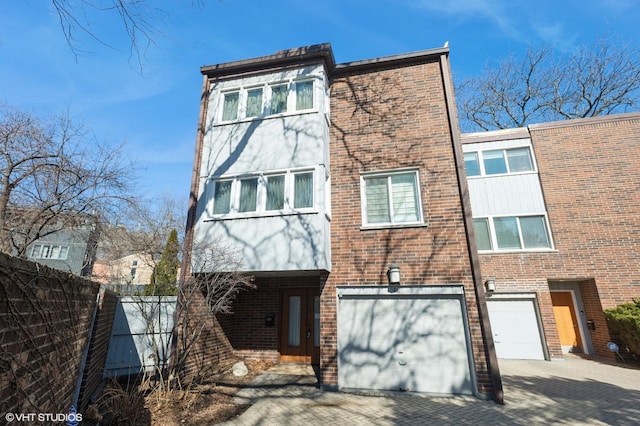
xmin=398 ymin=361 xmax=407 ymax=366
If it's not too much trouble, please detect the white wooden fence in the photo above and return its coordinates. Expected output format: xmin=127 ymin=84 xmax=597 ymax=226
xmin=104 ymin=296 xmax=177 ymax=377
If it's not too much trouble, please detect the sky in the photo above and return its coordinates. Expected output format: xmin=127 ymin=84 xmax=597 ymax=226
xmin=1 ymin=0 xmax=639 ymax=204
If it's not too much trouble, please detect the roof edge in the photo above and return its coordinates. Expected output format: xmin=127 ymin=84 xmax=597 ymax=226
xmin=460 ymin=127 xmax=530 ymax=144
xmin=529 ymin=111 xmax=640 ymax=131
xmin=334 ymin=46 xmax=449 ymax=75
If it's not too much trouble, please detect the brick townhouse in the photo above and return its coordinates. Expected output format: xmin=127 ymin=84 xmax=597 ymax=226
xmin=183 ymin=43 xmax=502 ymax=401
xmin=461 ymin=112 xmax=640 ymax=361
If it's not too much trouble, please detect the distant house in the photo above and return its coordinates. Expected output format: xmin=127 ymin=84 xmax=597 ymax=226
xmin=92 ymin=252 xmax=155 ymax=287
xmin=183 ymin=43 xmax=502 ymax=401
xmin=461 ymin=112 xmax=640 ymax=361
xmin=26 ymin=217 xmax=99 ymax=277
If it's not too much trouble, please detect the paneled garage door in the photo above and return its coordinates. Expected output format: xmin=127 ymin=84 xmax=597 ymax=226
xmin=486 ymin=296 xmax=545 ymax=360
xmin=337 ymin=286 xmax=474 ymax=396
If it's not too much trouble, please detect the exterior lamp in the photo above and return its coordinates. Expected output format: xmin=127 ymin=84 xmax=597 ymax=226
xmin=387 ymin=264 xmax=401 ymax=285
xmin=485 ymin=278 xmax=496 ymax=292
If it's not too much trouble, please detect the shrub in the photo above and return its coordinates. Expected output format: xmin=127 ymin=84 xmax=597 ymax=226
xmin=604 ymin=299 xmax=640 ymax=355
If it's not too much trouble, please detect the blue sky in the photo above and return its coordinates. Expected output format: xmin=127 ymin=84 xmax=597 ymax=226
xmin=2 ymin=0 xmax=639 ymax=203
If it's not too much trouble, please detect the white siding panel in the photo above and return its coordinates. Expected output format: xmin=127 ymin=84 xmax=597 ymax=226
xmin=468 ymin=174 xmax=546 ymax=216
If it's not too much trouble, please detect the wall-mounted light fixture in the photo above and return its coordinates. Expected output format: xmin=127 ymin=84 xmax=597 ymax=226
xmin=485 ymin=277 xmax=496 ymax=292
xmin=387 ymin=264 xmax=401 ymax=285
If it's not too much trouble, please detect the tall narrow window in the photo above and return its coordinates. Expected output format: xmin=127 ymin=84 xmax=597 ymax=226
xmin=265 ymin=175 xmax=285 ymax=211
xmin=293 ymin=172 xmax=313 ymax=209
xmin=288 ymin=296 xmax=301 ymax=346
xmin=238 ymin=178 xmax=258 ymax=213
xmin=296 ymin=81 xmax=313 ymax=110
xmin=473 ymin=218 xmax=492 ymax=250
xmin=390 ymin=174 xmax=419 ymax=222
xmin=213 ymin=181 xmax=232 ymax=214
xmin=246 ymin=88 xmax=263 ymax=118
xmin=270 ymin=84 xmax=288 ymax=114
xmin=222 ymin=91 xmax=239 ymax=121
xmin=464 ymin=152 xmax=480 ymax=176
xmin=365 ymin=177 xmax=390 ymax=224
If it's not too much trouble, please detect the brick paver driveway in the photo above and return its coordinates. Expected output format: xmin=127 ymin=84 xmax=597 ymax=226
xmin=222 ymin=356 xmax=640 ymax=425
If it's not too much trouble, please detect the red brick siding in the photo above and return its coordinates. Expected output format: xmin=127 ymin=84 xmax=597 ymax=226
xmin=0 ymin=253 xmax=99 ymax=416
xmin=326 ymin=59 xmax=494 ymax=396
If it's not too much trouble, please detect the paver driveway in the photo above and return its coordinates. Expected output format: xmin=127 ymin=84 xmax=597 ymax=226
xmin=222 ymin=356 xmax=640 ymax=425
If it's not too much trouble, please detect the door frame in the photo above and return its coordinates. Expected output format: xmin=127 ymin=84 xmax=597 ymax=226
xmin=279 ymin=287 xmax=320 ymax=364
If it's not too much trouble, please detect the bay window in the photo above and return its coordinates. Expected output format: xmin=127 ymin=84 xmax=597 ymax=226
xmin=210 ymin=169 xmax=315 ymax=217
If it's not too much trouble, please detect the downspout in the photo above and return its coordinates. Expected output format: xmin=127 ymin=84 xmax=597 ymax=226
xmin=171 ymin=73 xmax=210 ymax=369
xmin=439 ymin=52 xmax=504 ymax=404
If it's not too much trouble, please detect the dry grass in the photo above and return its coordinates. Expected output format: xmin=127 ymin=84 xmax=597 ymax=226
xmin=87 ymin=359 xmax=274 ymax=425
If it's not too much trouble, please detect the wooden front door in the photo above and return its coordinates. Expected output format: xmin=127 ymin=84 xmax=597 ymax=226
xmin=551 ymin=291 xmax=583 ymax=353
xmin=280 ymin=288 xmax=320 ymax=364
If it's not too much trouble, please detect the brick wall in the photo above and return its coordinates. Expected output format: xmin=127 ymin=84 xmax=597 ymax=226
xmin=0 ymin=252 xmax=99 ymax=416
xmin=326 ymin=56 xmax=495 ymax=396
xmin=77 ymin=289 xmax=118 ymax=409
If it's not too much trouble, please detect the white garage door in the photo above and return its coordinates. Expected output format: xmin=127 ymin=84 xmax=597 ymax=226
xmin=486 ymin=297 xmax=545 ymax=360
xmin=337 ymin=286 xmax=474 ymax=396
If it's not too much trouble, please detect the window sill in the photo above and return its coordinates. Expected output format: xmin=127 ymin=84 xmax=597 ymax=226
xmin=478 ymin=249 xmax=558 ymax=255
xmin=466 ymin=170 xmax=538 ymax=179
xmin=213 ymin=108 xmax=318 ymax=127
xmin=204 ymin=210 xmax=319 ymax=222
xmin=360 ymin=222 xmax=428 ymax=231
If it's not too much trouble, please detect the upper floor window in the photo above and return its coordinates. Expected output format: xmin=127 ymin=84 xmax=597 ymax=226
xmin=30 ymin=244 xmax=70 ymax=260
xmin=361 ymin=170 xmax=423 ymax=227
xmin=465 ymin=147 xmax=534 ymax=177
xmin=473 ymin=215 xmax=552 ymax=251
xmin=210 ymin=169 xmax=315 ymax=218
xmin=216 ymin=79 xmax=316 ymax=123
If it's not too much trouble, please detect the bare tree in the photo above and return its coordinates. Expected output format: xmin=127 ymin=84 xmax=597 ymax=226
xmin=0 ymin=104 xmax=135 ymax=257
xmin=456 ymin=37 xmax=640 ymax=131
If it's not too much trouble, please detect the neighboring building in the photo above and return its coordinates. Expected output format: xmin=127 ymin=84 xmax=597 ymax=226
xmin=184 ymin=43 xmax=502 ymax=401
xmin=92 ymin=252 xmax=155 ymax=286
xmin=461 ymin=112 xmax=640 ymax=361
xmin=26 ymin=218 xmax=99 ymax=277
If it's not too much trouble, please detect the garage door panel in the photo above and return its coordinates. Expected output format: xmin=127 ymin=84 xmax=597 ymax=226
xmin=338 ymin=292 xmax=473 ymax=395
xmin=487 ymin=298 xmax=545 ymax=360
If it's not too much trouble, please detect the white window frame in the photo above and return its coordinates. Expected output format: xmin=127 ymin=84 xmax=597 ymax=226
xmin=474 ymin=214 xmax=554 ymax=252
xmin=360 ymin=169 xmax=424 ymax=228
xmin=215 ymin=78 xmax=317 ymax=123
xmin=465 ymin=146 xmax=536 ymax=177
xmin=29 ymin=244 xmax=70 ymax=260
xmin=209 ymin=168 xmax=316 ymax=219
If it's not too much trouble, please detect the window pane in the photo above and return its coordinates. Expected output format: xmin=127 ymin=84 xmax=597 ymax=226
xmin=42 ymin=245 xmax=51 ymax=258
xmin=464 ymin=152 xmax=480 ymax=176
xmin=294 ymin=172 xmax=313 ymax=208
xmin=483 ymin=150 xmax=507 ymax=175
xmin=266 ymin=175 xmax=285 ymax=210
xmin=390 ymin=173 xmax=419 ymax=222
xmin=239 ymin=178 xmax=258 ymax=212
xmin=30 ymin=244 xmax=42 ymax=258
xmin=520 ymin=216 xmax=551 ymax=248
xmin=473 ymin=218 xmax=492 ymax=250
xmin=213 ymin=181 xmax=232 ymax=214
xmin=271 ymin=85 xmax=288 ymax=114
xmin=59 ymin=246 xmax=69 ymax=260
xmin=507 ymin=147 xmax=533 ymax=172
xmin=288 ymin=296 xmax=301 ymax=346
xmin=222 ymin=92 xmax=239 ymax=121
xmin=296 ymin=81 xmax=313 ymax=110
xmin=246 ymin=88 xmax=263 ymax=117
xmin=494 ymin=217 xmax=521 ymax=249
xmin=365 ymin=177 xmax=390 ymax=223
xmin=50 ymin=245 xmax=61 ymax=259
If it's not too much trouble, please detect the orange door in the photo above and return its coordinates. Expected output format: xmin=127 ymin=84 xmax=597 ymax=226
xmin=279 ymin=288 xmax=320 ymax=364
xmin=551 ymin=291 xmax=583 ymax=352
